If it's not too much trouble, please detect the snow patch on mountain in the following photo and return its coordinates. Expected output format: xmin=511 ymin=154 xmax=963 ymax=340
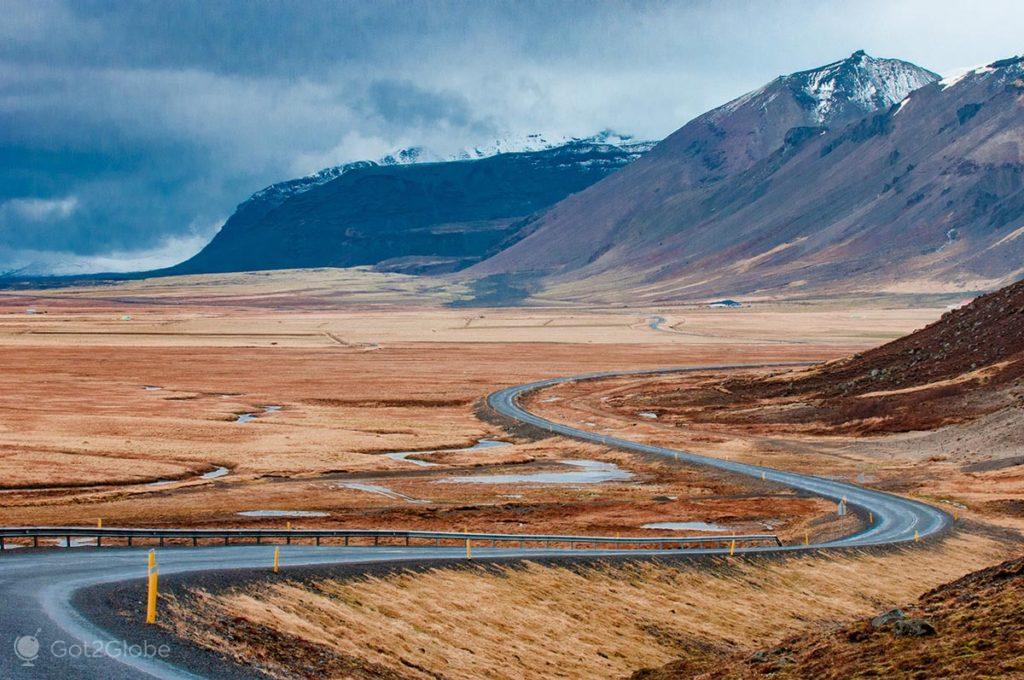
xmin=790 ymin=50 xmax=939 ymax=123
xmin=252 ymin=130 xmax=653 ymax=205
xmin=716 ymin=51 xmax=938 ymax=127
xmin=939 ymin=55 xmax=1024 ymax=91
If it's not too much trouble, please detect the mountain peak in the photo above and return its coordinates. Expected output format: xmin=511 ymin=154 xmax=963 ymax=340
xmin=785 ymin=51 xmax=939 ymax=124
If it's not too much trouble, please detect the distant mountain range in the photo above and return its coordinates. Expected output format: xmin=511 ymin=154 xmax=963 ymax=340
xmin=12 ymin=51 xmax=1024 ymax=305
xmin=469 ymin=52 xmax=1024 ymax=302
xmin=163 ymin=131 xmax=655 ymax=276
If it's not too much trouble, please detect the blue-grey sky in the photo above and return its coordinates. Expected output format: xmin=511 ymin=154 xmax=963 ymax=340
xmin=2 ymin=0 xmax=1022 ymax=274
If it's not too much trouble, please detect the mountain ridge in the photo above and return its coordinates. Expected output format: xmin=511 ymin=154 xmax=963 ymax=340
xmin=162 ymin=132 xmax=656 ymax=277
xmin=467 ymin=52 xmax=1024 ymax=302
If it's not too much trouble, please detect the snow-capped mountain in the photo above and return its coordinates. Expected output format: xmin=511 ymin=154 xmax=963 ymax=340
xmin=471 ymin=52 xmax=1024 ymax=302
xmin=163 ymin=131 xmax=656 ymax=277
xmin=469 ymin=51 xmax=944 ymax=294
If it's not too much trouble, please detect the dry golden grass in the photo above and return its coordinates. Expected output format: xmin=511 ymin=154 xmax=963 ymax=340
xmin=4 ymin=285 xmax=907 ymax=531
xmin=165 ymin=534 xmax=1006 ymax=679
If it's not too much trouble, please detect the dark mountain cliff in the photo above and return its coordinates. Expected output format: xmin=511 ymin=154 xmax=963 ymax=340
xmin=165 ymin=136 xmax=653 ymax=277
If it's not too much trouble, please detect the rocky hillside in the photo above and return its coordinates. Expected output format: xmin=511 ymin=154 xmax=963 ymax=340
xmin=164 ymin=133 xmax=653 ymax=276
xmin=633 ymin=553 xmax=1024 ymax=679
xmin=626 ymin=276 xmax=1024 ymax=435
xmin=467 ymin=53 xmax=1024 ymax=302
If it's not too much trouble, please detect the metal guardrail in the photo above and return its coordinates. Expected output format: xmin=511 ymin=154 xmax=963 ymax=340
xmin=0 ymin=526 xmax=782 ymax=550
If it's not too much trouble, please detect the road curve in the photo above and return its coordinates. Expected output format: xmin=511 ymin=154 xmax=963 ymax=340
xmin=488 ymin=363 xmax=951 ymax=548
xmin=1 ymin=364 xmax=949 ymax=679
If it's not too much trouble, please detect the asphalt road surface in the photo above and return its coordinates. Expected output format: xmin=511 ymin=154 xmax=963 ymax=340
xmin=0 ymin=364 xmax=950 ymax=679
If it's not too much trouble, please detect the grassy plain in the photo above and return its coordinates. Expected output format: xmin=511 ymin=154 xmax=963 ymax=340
xmin=0 ymin=269 xmax=944 ymax=536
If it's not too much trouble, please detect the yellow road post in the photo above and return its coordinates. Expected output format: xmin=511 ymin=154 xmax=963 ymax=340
xmin=146 ymin=550 xmax=158 ymax=624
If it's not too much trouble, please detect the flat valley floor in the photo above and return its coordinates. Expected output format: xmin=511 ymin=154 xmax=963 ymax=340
xmin=0 ymin=271 xmax=961 ymax=543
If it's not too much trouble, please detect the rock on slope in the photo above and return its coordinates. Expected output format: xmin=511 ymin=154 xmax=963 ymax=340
xmin=468 ymin=54 xmax=1024 ymax=301
xmin=164 ymin=133 xmax=654 ymax=276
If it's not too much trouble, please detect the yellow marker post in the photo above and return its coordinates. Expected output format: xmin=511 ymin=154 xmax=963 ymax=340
xmin=914 ymin=530 xmax=920 ymax=543
xmin=97 ymin=518 xmax=103 ymax=528
xmin=286 ymin=521 xmax=291 ymax=531
xmin=729 ymin=539 xmax=736 ymax=556
xmin=465 ymin=539 xmax=472 ymax=560
xmin=273 ymin=547 xmax=280 ymax=573
xmin=804 ymin=531 xmax=810 ymax=546
xmin=146 ymin=550 xmax=158 ymax=624
xmin=869 ymin=512 xmax=873 ymax=524
xmin=953 ymin=509 xmax=958 ymax=522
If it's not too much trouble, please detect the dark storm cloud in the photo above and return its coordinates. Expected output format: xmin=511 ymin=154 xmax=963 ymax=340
xmin=1 ymin=0 xmax=1023 ymax=273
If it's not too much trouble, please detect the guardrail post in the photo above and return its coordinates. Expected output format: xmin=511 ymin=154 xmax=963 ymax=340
xmin=374 ymin=536 xmax=378 ymax=546
xmin=97 ymin=534 xmax=101 ymax=548
xmin=315 ymin=536 xmax=320 ymax=546
xmin=33 ymin=536 xmax=38 ymax=548
xmin=159 ymin=537 xmax=164 ymax=547
xmin=344 ymin=536 xmax=349 ymax=546
xmin=0 ymin=537 xmax=4 ymax=551
xmin=66 ymin=535 xmax=70 ymax=548
xmin=405 ymin=536 xmax=410 ymax=546
xmin=127 ymin=536 xmax=132 ymax=547
xmin=192 ymin=536 xmax=198 ymax=547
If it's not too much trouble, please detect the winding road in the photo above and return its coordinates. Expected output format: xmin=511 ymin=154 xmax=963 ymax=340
xmin=0 ymin=364 xmax=950 ymax=679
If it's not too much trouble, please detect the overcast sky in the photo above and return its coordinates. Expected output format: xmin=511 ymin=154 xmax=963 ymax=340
xmin=2 ymin=0 xmax=1023 ymax=274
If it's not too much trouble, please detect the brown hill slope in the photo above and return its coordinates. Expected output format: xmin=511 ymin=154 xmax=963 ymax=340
xmin=623 ymin=277 xmax=1024 ymax=435
xmin=633 ymin=552 xmax=1024 ymax=679
xmin=470 ymin=55 xmax=1024 ymax=303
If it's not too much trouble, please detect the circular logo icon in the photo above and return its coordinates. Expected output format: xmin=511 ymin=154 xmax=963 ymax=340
xmin=14 ymin=631 xmax=41 ymax=667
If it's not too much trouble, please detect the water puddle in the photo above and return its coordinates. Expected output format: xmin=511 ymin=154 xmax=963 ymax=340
xmin=336 ymin=482 xmax=428 ymax=504
xmin=235 ymin=405 xmax=282 ymax=423
xmin=642 ymin=521 xmax=728 ymax=532
xmin=439 ymin=459 xmax=633 ymax=485
xmin=143 ymin=386 xmax=162 ymax=391
xmin=638 ymin=411 xmax=658 ymax=419
xmin=237 ymin=509 xmax=329 ymax=518
xmin=384 ymin=438 xmax=510 ymax=467
xmin=201 ymin=466 xmax=229 ymax=479
xmin=46 ymin=537 xmax=104 ymax=548
xmin=147 ymin=465 xmax=230 ymax=487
